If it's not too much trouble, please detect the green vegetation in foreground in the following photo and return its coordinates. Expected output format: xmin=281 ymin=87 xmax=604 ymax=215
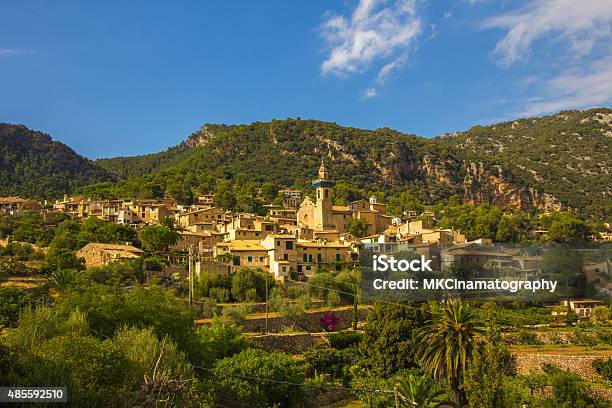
xmin=1 ymin=264 xmax=611 ymax=407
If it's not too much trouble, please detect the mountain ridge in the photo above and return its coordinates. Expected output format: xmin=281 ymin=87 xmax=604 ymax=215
xmin=0 ymin=123 xmax=114 ymax=199
xmin=1 ymin=108 xmax=610 ymax=219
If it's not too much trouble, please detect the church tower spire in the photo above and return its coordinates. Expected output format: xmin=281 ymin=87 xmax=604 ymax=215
xmin=318 ymin=158 xmax=329 ymax=180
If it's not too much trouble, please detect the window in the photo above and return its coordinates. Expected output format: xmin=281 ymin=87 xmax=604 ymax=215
xmin=317 ymin=254 xmax=322 ymax=263
xmin=325 ymin=189 xmax=329 ymax=198
xmin=233 ymin=256 xmax=241 ymax=266
xmin=247 ymin=256 xmax=253 ymax=262
xmin=283 ymin=254 xmax=288 ymax=261
xmin=282 ymin=267 xmax=286 ymax=273
xmin=255 ymin=232 xmax=260 ymax=236
xmin=306 ymin=266 xmax=311 ymax=271
xmin=286 ymin=241 xmax=293 ymax=250
xmin=308 ymin=254 xmax=313 ymax=262
xmin=303 ymin=254 xmax=308 ymax=262
xmin=336 ymin=253 xmax=341 ymax=261
xmin=277 ymin=241 xmax=280 ymax=247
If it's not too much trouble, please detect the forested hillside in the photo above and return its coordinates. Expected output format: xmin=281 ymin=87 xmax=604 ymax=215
xmin=0 ymin=124 xmax=114 ymax=198
xmin=87 ymin=108 xmax=611 ymax=219
xmin=440 ymin=108 xmax=612 ymax=219
xmin=87 ymin=120 xmax=463 ymax=206
xmin=2 ymin=109 xmax=610 ymax=219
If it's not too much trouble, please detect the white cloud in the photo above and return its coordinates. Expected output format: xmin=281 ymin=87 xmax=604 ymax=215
xmin=0 ymin=48 xmax=33 ymax=57
xmin=515 ymin=56 xmax=612 ymax=117
xmin=483 ymin=0 xmax=612 ymax=67
xmin=376 ymin=53 xmax=407 ymax=84
xmin=481 ymin=0 xmax=612 ymax=117
xmin=361 ymin=87 xmax=378 ymax=99
xmin=319 ymin=0 xmax=422 ymax=77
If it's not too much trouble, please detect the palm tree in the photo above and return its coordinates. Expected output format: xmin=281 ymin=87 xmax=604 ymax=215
xmin=49 ymin=268 xmax=82 ymax=294
xmin=395 ymin=373 xmax=450 ymax=407
xmin=416 ymin=301 xmax=483 ymax=407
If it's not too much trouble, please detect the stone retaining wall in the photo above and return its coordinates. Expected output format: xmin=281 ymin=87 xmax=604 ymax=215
xmin=242 ymin=307 xmax=371 ymax=333
xmin=514 ymin=354 xmax=601 ymax=380
xmin=217 ymin=299 xmax=326 ymax=315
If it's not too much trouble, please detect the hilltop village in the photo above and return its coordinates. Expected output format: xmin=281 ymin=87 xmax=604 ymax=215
xmin=2 ymin=159 xmax=611 ymax=295
xmin=1 ymin=161 xmax=469 ymax=277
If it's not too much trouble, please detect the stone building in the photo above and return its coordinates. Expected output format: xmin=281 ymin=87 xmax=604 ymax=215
xmin=297 ymin=160 xmax=393 ymax=237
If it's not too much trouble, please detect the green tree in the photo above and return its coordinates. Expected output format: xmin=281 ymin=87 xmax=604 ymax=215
xmin=332 ymin=181 xmax=365 ymax=205
xmin=213 ymin=348 xmax=306 ymax=408
xmin=114 ymin=326 xmax=194 ymax=388
xmin=140 ymin=225 xmax=179 ymax=252
xmin=196 ymin=320 xmax=251 ymax=368
xmin=417 ymin=301 xmax=483 ymax=407
xmin=463 ymin=329 xmax=513 ymax=408
xmin=231 ymin=268 xmax=267 ymax=302
xmin=49 ymin=269 xmax=84 ymax=294
xmin=346 ymin=218 xmax=369 ymax=238
xmin=278 ymin=300 xmax=306 ymax=330
xmin=36 ymin=334 xmax=128 ymax=406
xmin=542 ymin=212 xmax=591 ymax=243
xmin=11 ymin=212 xmax=53 ymax=246
xmin=55 ymin=285 xmax=197 ymax=359
xmin=0 ymin=258 xmax=36 ymax=277
xmin=547 ymin=370 xmax=606 ymax=408
xmin=395 ymin=373 xmax=449 ymax=408
xmin=77 ymin=218 xmax=137 ymax=246
xmin=592 ymin=305 xmax=610 ymax=323
xmin=541 ymin=248 xmax=586 ymax=304
xmin=42 ymin=247 xmax=85 ymax=273
xmin=388 ymin=191 xmax=424 ymax=216
xmin=360 ymin=302 xmax=428 ymax=377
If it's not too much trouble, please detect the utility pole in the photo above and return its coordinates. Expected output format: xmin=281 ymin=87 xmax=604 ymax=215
xmin=265 ymin=275 xmax=269 ymax=333
xmin=188 ymin=245 xmax=194 ymax=308
xmin=352 ymin=284 xmax=359 ymax=331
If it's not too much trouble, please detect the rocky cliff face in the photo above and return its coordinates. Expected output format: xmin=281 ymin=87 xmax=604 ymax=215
xmin=420 ymin=153 xmax=456 ymax=186
xmin=180 ymin=125 xmax=217 ymax=149
xmin=462 ymin=162 xmax=563 ymax=211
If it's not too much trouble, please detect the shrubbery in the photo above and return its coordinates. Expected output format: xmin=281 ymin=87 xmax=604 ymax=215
xmin=213 ymin=348 xmax=306 ymax=408
xmin=592 ymin=358 xmax=612 ymax=381
xmin=327 ymin=331 xmax=363 ymax=350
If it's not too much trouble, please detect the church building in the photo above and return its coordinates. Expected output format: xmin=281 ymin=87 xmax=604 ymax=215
xmin=297 ymin=159 xmax=393 ymax=237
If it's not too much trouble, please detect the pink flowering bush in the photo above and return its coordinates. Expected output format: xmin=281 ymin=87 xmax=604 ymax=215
xmin=320 ymin=311 xmax=340 ymax=331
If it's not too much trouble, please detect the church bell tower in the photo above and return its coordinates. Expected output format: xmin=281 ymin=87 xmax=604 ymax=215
xmin=313 ymin=158 xmax=335 ymax=230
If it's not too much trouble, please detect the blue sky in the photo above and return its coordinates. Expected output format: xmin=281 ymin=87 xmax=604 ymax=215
xmin=1 ymin=1 xmax=611 ymax=158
